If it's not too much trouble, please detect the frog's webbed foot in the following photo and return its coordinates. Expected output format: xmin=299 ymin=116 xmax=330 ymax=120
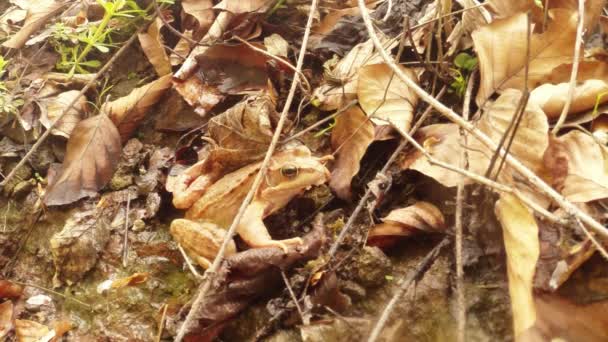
xmin=238 ymin=201 xmax=304 ymax=253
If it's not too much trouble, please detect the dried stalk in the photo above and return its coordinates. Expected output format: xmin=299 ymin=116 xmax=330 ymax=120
xmin=173 ymin=0 xmax=319 ymax=340
xmin=552 ymin=0 xmax=585 ymax=134
xmin=356 ymin=0 xmax=608 ymax=239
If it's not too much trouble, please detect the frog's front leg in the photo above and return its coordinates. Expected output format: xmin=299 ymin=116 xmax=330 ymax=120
xmin=238 ymin=201 xmax=303 ymax=252
xmin=170 ymin=219 xmax=237 ymax=269
xmin=170 ymin=160 xmax=222 ymax=209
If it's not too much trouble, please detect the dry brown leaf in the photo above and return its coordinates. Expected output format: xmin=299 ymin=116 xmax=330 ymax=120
xmin=472 ymin=9 xmax=578 ymax=105
xmin=103 ymin=74 xmax=172 ymax=142
xmin=14 ymin=319 xmax=51 ymax=342
xmin=0 ymin=301 xmax=13 ymax=340
xmin=181 ymin=0 xmax=214 ymax=30
xmin=315 ymin=7 xmax=361 ymax=35
xmin=0 ymin=280 xmax=23 ymax=299
xmin=495 ymin=193 xmax=540 ymax=339
xmin=214 ymin=0 xmax=275 ymax=14
xmin=44 ymin=115 xmax=121 ymax=206
xmin=170 ymin=30 xmax=194 ymax=66
xmin=548 ymin=130 xmax=608 ymax=202
xmin=0 ymin=7 xmax=27 ymax=37
xmin=39 ymin=90 xmax=86 ymax=138
xmin=357 ymin=63 xmax=419 ymax=132
xmin=402 ymin=123 xmax=463 ymax=187
xmin=367 ymin=202 xmax=446 ymax=248
xmin=530 ymin=61 xmax=608 ymax=118
xmin=173 ymin=75 xmax=224 ymax=116
xmin=329 ymin=106 xmax=374 ymax=200
xmin=138 ymin=17 xmax=171 ymax=77
xmin=2 ymin=0 xmax=64 ymax=49
xmin=263 ymin=33 xmax=289 ymax=58
xmin=313 ymin=39 xmax=385 ymax=110
xmin=527 ymin=294 xmax=608 ymax=342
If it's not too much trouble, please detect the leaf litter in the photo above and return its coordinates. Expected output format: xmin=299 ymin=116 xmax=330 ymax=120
xmin=1 ymin=0 xmax=608 ymax=340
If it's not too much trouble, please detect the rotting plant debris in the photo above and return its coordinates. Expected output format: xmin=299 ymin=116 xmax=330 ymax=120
xmin=1 ymin=0 xmax=608 ymax=341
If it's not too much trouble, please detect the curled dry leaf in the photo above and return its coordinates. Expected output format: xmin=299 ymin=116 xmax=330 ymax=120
xmin=313 ymin=39 xmax=385 ymax=110
xmin=546 ymin=130 xmax=608 ymax=202
xmin=103 ymin=74 xmax=172 ymax=142
xmin=0 ymin=301 xmax=13 ymax=340
xmin=329 ymin=106 xmax=374 ymax=200
xmin=44 ymin=115 xmax=121 ymax=206
xmin=2 ymin=0 xmax=64 ymax=49
xmin=367 ymin=201 xmax=446 ymax=247
xmin=38 ymin=90 xmax=86 ymax=138
xmin=138 ymin=17 xmax=172 ymax=77
xmin=357 ymin=63 xmax=419 ymax=132
xmin=495 ymin=194 xmax=540 ymax=339
xmin=472 ymin=9 xmax=578 ymax=105
xmin=530 ymin=61 xmax=608 ymax=118
xmin=181 ymin=0 xmax=214 ymax=31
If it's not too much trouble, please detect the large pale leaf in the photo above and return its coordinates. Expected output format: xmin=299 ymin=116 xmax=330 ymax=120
xmin=182 ymin=0 xmax=214 ymax=29
xmin=329 ymin=106 xmax=374 ymax=200
xmin=102 ymin=74 xmax=172 ymax=142
xmin=548 ymin=130 xmax=608 ymax=202
xmin=138 ymin=17 xmax=172 ymax=77
xmin=357 ymin=63 xmax=419 ymax=132
xmin=14 ymin=319 xmax=51 ymax=342
xmin=495 ymin=193 xmax=540 ymax=339
xmin=530 ymin=61 xmax=608 ymax=118
xmin=44 ymin=115 xmax=121 ymax=206
xmin=2 ymin=0 xmax=64 ymax=49
xmin=38 ymin=90 xmax=86 ymax=138
xmin=472 ymin=9 xmax=578 ymax=105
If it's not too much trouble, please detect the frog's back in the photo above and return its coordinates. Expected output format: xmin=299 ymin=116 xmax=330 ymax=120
xmin=185 ymin=162 xmax=260 ymax=227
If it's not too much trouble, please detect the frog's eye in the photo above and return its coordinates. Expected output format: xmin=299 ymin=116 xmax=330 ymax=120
xmin=281 ymin=164 xmax=299 ymax=178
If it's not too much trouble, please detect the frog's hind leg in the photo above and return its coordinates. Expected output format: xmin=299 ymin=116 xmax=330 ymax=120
xmin=238 ymin=201 xmax=303 ymax=253
xmin=170 ymin=219 xmax=237 ymax=269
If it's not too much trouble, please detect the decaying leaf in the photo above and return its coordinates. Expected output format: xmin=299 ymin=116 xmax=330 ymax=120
xmin=367 ymin=202 xmax=446 ymax=247
xmin=0 ymin=280 xmax=23 ymax=299
xmin=14 ymin=319 xmax=51 ymax=342
xmin=547 ymin=130 xmax=608 ymax=202
xmin=2 ymin=0 xmax=64 ymax=49
xmin=357 ymin=63 xmax=419 ymax=132
xmin=181 ymin=0 xmax=214 ymax=31
xmin=138 ymin=17 xmax=172 ymax=77
xmin=263 ymin=33 xmax=289 ymax=58
xmin=172 ymin=75 xmax=224 ymax=116
xmin=472 ymin=10 xmax=578 ymax=105
xmin=97 ymin=272 xmax=150 ymax=293
xmin=0 ymin=301 xmax=13 ymax=340
xmin=50 ymin=207 xmax=111 ymax=286
xmin=38 ymin=90 xmax=87 ymax=138
xmin=103 ymin=74 xmax=172 ymax=142
xmin=329 ymin=106 xmax=374 ymax=200
xmin=495 ymin=194 xmax=539 ymax=339
xmin=44 ymin=114 xmax=121 ymax=206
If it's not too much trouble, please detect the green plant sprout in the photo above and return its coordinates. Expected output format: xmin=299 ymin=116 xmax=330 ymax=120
xmin=591 ymin=91 xmax=608 ymax=118
xmin=314 ymin=118 xmax=336 ymax=138
xmin=449 ymin=52 xmax=477 ymax=97
xmin=51 ymin=0 xmax=146 ymax=77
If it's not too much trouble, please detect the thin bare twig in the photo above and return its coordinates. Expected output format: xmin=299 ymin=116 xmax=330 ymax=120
xmin=156 ymin=303 xmax=168 ymax=342
xmin=281 ymin=100 xmax=358 ymax=144
xmin=455 ymin=69 xmax=475 ymax=342
xmin=367 ymin=237 xmax=451 ymax=342
xmin=281 ymin=270 xmax=306 ymax=324
xmin=0 ymin=21 xmax=153 ymax=188
xmin=122 ymin=192 xmax=131 ymax=267
xmin=10 ymin=280 xmax=92 ymax=310
xmin=173 ymin=1 xmax=319 ymax=340
xmin=552 ymin=0 xmax=585 ymax=134
xmin=356 ymin=0 xmax=608 ymax=240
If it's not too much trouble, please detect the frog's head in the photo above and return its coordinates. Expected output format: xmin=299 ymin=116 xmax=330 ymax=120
xmin=261 ymin=146 xmax=332 ymax=212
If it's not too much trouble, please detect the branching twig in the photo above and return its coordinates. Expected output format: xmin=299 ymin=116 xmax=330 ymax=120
xmin=367 ymin=237 xmax=451 ymax=342
xmin=0 ymin=22 xmax=153 ymax=188
xmin=356 ymin=0 xmax=608 ymax=240
xmin=552 ymin=0 xmax=585 ymax=134
xmin=173 ymin=1 xmax=319 ymax=340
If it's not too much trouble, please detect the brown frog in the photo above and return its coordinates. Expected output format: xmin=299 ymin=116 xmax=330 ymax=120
xmin=169 ymin=145 xmax=331 ymax=268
